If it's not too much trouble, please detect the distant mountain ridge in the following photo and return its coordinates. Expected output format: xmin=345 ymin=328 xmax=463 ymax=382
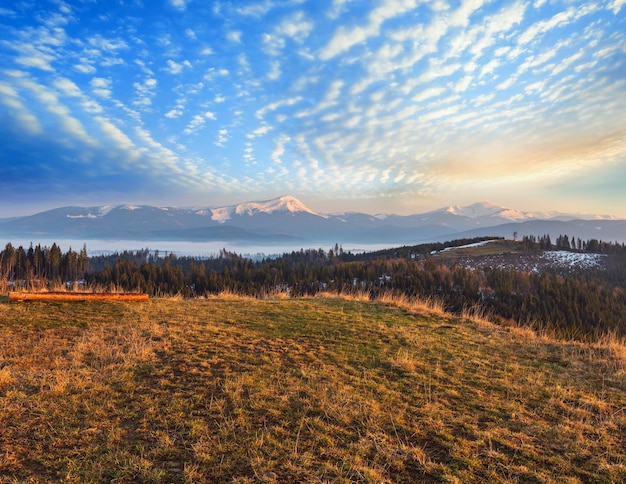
xmin=1 ymin=196 xmax=624 ymax=246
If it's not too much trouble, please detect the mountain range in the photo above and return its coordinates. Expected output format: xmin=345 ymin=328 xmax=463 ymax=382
xmin=1 ymin=195 xmax=625 ymax=246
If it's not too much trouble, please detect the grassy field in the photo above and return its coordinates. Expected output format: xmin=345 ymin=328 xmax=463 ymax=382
xmin=0 ymin=294 xmax=625 ymax=483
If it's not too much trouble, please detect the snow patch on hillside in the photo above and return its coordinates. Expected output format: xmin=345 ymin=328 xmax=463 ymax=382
xmin=432 ymin=240 xmax=499 ymax=254
xmin=101 ymin=206 xmax=114 ymax=216
xmin=454 ymin=250 xmax=606 ymax=273
xmin=66 ymin=213 xmax=97 ymax=219
xmin=443 ymin=240 xmax=498 ymax=251
xmin=542 ymin=251 xmax=605 ymax=269
xmin=210 ymin=207 xmax=231 ymax=223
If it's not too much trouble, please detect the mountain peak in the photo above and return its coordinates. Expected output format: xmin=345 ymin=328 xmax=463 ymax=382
xmin=210 ymin=195 xmax=324 ymax=223
xmin=235 ymin=195 xmax=318 ymax=215
xmin=443 ymin=201 xmax=506 ymax=218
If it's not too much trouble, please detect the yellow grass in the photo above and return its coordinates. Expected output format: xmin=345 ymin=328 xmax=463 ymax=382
xmin=0 ymin=294 xmax=624 ymax=482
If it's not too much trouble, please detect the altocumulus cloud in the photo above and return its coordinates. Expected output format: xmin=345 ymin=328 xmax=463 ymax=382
xmin=0 ymin=0 xmax=625 ymax=216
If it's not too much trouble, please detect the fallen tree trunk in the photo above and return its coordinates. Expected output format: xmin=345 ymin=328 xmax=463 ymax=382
xmin=8 ymin=292 xmax=149 ymax=302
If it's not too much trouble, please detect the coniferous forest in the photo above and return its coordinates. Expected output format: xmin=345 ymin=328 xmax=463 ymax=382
xmin=2 ymin=236 xmax=626 ymax=342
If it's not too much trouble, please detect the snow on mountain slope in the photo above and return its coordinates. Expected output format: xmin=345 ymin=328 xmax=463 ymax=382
xmin=235 ymin=195 xmax=320 ymax=216
xmin=210 ymin=195 xmax=326 ymax=223
xmin=432 ymin=201 xmax=606 ymax=223
xmin=442 ymin=201 xmax=538 ymax=221
xmin=97 ymin=205 xmax=116 ymax=217
xmin=445 ymin=201 xmax=510 ymax=218
xmin=210 ymin=207 xmax=231 ymax=223
xmin=66 ymin=212 xmax=99 ymax=219
xmin=63 ymin=204 xmax=157 ymax=219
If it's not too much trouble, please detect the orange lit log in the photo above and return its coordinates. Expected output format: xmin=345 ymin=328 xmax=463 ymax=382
xmin=8 ymin=292 xmax=149 ymax=302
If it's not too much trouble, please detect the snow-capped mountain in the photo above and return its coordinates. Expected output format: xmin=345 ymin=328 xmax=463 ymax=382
xmin=443 ymin=201 xmax=527 ymax=220
xmin=209 ymin=195 xmax=326 ymax=223
xmin=435 ymin=201 xmax=612 ymax=223
xmin=0 ymin=196 xmax=624 ymax=246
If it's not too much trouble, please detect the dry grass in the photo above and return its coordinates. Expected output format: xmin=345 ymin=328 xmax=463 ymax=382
xmin=0 ymin=294 xmax=625 ymax=482
xmin=371 ymin=291 xmax=448 ymax=318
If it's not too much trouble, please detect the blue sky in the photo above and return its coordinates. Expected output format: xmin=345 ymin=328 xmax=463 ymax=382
xmin=1 ymin=0 xmax=625 ymax=217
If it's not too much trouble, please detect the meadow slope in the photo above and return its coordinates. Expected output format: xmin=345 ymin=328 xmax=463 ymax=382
xmin=0 ymin=296 xmax=625 ymax=483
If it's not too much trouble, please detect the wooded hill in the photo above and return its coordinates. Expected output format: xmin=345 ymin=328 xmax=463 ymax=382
xmin=2 ymin=236 xmax=626 ymax=341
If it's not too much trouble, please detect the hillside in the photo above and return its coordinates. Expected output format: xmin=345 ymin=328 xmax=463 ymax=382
xmin=428 ymin=239 xmax=608 ymax=272
xmin=1 ymin=296 xmax=624 ymax=482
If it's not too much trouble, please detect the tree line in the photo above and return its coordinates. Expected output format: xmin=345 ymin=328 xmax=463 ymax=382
xmin=2 ymin=236 xmax=626 ymax=341
xmin=0 ymin=242 xmax=88 ymax=287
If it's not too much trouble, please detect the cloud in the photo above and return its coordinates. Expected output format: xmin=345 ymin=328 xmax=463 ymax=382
xmin=517 ymin=7 xmax=581 ymax=45
xmin=90 ymin=77 xmax=112 ymax=98
xmin=74 ymin=61 xmax=96 ymax=74
xmin=256 ymin=97 xmax=303 ymax=120
xmin=96 ymin=116 xmax=134 ymax=151
xmin=609 ymin=0 xmax=626 ymax=14
xmin=453 ymin=75 xmax=472 ymax=93
xmin=53 ymin=78 xmax=82 ymax=97
xmin=518 ymin=47 xmax=559 ymax=74
xmin=327 ymin=0 xmax=353 ymax=19
xmin=16 ymin=76 xmax=96 ymax=146
xmin=170 ymin=0 xmax=188 ymax=11
xmin=550 ymin=50 xmax=584 ymax=76
xmin=271 ymin=135 xmax=289 ymax=164
xmin=87 ymin=35 xmax=128 ymax=52
xmin=267 ymin=60 xmax=281 ymax=80
xmin=468 ymin=1 xmax=527 ymax=57
xmin=166 ymin=59 xmax=192 ymax=74
xmin=446 ymin=0 xmax=485 ymax=27
xmin=319 ymin=0 xmax=418 ymax=60
xmin=215 ymin=128 xmax=229 ymax=146
xmin=133 ymin=78 xmax=157 ymax=107
xmin=165 ymin=109 xmax=183 ymax=118
xmin=263 ymin=11 xmax=314 ymax=55
xmin=479 ymin=58 xmax=499 ymax=77
xmin=243 ymin=142 xmax=256 ymax=164
xmin=401 ymin=59 xmax=462 ymax=95
xmin=227 ymin=30 xmax=242 ymax=44
xmin=262 ymin=33 xmax=285 ymax=56
xmin=276 ymin=11 xmax=313 ymax=42
xmin=496 ymin=75 xmax=517 ymax=91
xmin=183 ymin=111 xmax=216 ymax=135
xmin=0 ymin=81 xmax=42 ymax=134
xmin=237 ymin=53 xmax=251 ymax=74
xmin=236 ymin=1 xmax=274 ymax=17
xmin=296 ymin=80 xmax=344 ymax=118
xmin=15 ymin=48 xmax=56 ymax=71
xmin=247 ymin=124 xmax=273 ymax=139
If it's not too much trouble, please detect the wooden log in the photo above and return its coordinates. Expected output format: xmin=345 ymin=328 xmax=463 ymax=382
xmin=8 ymin=292 xmax=149 ymax=302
